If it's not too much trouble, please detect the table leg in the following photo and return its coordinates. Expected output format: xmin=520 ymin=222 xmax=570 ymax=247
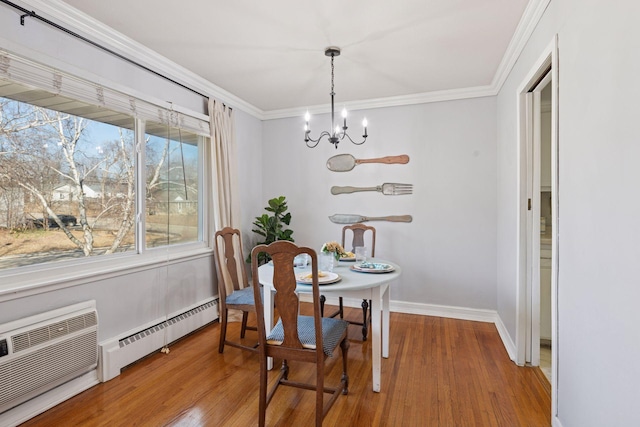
xmin=382 ymin=283 xmax=390 ymax=358
xmin=370 ymin=286 xmax=382 ymax=392
xmin=263 ymin=286 xmax=274 ymax=370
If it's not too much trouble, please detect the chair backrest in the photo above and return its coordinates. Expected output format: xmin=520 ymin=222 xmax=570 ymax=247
xmin=342 ymin=224 xmax=376 ymax=257
xmin=251 ymin=241 xmax=323 ymax=357
xmin=214 ymin=227 xmax=249 ymax=302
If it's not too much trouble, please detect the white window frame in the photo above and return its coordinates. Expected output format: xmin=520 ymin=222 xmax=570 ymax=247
xmin=0 ymin=50 xmax=212 ymax=302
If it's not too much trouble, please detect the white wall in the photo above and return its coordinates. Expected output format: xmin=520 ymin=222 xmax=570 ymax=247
xmin=496 ymin=0 xmax=640 ymax=425
xmin=261 ymin=97 xmax=498 ymax=310
xmin=0 ymin=256 xmax=213 ymax=341
xmin=234 ymin=108 xmax=264 ymax=254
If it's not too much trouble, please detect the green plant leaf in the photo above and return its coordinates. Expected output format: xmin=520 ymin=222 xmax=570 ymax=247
xmin=247 ymin=196 xmax=295 ymax=264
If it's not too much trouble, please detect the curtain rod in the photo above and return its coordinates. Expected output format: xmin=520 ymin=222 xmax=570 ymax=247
xmin=1 ymin=0 xmax=211 ymax=101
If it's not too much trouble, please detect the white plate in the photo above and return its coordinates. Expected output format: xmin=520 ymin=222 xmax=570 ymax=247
xmin=351 ymin=263 xmax=395 ymax=273
xmin=296 ymin=271 xmax=341 ymax=285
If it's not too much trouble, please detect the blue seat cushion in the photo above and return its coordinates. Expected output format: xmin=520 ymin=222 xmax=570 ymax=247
xmin=266 ymin=315 xmax=348 ymax=356
xmin=226 ymin=286 xmax=255 ymax=305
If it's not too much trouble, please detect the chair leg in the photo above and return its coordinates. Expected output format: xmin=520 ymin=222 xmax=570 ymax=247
xmin=361 ymin=299 xmax=369 ymax=341
xmin=340 ymin=337 xmax=350 ymax=395
xmin=258 ymin=357 xmax=268 ymax=427
xmin=218 ymin=309 xmax=227 ymax=353
xmin=316 ymin=360 xmax=324 ymax=427
xmin=240 ymin=310 xmax=249 ymax=338
xmin=281 ymin=359 xmax=289 ymax=380
xmin=320 ymin=295 xmax=326 ymax=317
xmin=338 ymin=297 xmax=344 ymax=319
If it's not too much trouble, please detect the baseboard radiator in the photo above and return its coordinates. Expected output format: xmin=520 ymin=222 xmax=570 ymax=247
xmin=0 ymin=301 xmax=98 ymax=415
xmin=100 ymin=298 xmax=218 ymax=382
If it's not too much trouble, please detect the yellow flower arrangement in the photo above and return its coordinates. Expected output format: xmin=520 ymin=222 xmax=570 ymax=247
xmin=321 ymin=241 xmax=346 ymax=260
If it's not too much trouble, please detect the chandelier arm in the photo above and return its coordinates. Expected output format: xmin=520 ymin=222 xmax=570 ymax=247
xmin=340 ymin=131 xmax=367 ymax=146
xmin=305 ymin=131 xmax=331 ymax=148
xmin=306 ymin=139 xmax=320 ymax=148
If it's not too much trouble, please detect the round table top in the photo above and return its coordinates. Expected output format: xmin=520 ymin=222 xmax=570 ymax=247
xmin=257 ymin=258 xmax=402 ymax=292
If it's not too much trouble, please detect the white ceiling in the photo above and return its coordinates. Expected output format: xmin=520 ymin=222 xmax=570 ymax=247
xmin=59 ymin=0 xmax=531 ymax=114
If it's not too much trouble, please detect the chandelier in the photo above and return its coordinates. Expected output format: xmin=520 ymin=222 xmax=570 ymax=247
xmin=304 ymin=47 xmax=368 ymax=149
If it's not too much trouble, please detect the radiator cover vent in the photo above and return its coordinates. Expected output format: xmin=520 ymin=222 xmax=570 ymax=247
xmin=119 ymin=300 xmax=215 ymax=348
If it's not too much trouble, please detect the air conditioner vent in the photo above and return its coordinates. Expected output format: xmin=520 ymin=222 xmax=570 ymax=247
xmin=67 ymin=316 xmax=86 ymax=333
xmin=0 ymin=301 xmax=98 ymax=415
xmin=11 ymin=313 xmax=97 ymax=353
xmin=0 ymin=332 xmax=97 ymax=408
xmin=11 ymin=334 xmax=30 ymax=353
xmin=49 ymin=321 xmax=68 ymax=339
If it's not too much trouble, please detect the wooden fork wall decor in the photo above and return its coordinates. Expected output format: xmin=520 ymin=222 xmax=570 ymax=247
xmin=331 ymin=183 xmax=413 ymax=196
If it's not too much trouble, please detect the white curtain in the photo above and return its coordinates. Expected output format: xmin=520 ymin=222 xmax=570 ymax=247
xmin=209 ymin=99 xmax=240 ymax=231
xmin=209 ymin=99 xmax=243 ymax=322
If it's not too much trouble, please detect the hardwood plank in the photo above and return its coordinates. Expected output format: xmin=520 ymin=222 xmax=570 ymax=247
xmin=19 ymin=306 xmax=551 ymax=426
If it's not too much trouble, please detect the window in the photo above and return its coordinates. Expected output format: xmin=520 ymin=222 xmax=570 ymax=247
xmin=145 ymin=123 xmax=200 ymax=248
xmin=0 ymin=72 xmax=207 ymax=272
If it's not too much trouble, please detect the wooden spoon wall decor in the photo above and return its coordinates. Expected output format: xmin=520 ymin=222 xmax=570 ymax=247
xmin=326 ymin=154 xmax=409 ymax=172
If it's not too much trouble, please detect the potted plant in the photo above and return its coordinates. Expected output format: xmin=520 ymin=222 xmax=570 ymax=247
xmin=248 ymin=196 xmax=294 ymax=265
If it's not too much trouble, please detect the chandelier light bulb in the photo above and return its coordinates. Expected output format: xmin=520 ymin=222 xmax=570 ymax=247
xmin=341 ymin=108 xmax=347 ymax=118
xmin=362 ymin=118 xmax=368 ymax=127
xmin=305 ymin=111 xmax=310 ymax=122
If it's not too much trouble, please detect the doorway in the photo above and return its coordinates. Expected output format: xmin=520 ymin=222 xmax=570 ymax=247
xmin=515 ymin=35 xmax=559 ymax=418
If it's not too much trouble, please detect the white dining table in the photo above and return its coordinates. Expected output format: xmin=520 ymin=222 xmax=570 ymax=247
xmin=257 ymin=258 xmax=402 ymax=392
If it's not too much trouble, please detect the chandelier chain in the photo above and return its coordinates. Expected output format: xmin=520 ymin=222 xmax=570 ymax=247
xmin=330 ymin=53 xmax=335 ymax=96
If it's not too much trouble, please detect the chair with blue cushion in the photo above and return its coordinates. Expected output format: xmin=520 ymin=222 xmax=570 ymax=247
xmin=214 ymin=227 xmax=257 ymax=353
xmin=251 ymin=241 xmax=349 ymax=427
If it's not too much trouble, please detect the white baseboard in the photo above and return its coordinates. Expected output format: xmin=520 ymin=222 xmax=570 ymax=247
xmin=493 ymin=314 xmax=517 ymax=361
xmin=310 ymin=295 xmax=515 ymax=360
xmin=100 ymin=297 xmax=218 ymax=382
xmin=391 ymin=300 xmax=498 ymax=323
xmin=0 ymin=370 xmax=99 ymax=427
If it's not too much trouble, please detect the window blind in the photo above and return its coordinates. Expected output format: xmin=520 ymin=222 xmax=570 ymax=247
xmin=0 ymin=48 xmax=209 ymax=136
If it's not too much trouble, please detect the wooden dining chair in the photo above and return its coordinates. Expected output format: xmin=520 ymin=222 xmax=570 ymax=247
xmin=327 ymin=223 xmax=376 ymax=341
xmin=213 ymin=227 xmax=257 ymax=353
xmin=251 ymin=241 xmax=349 ymax=427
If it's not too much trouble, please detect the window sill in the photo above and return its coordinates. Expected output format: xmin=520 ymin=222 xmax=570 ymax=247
xmin=0 ymin=244 xmax=213 ymax=303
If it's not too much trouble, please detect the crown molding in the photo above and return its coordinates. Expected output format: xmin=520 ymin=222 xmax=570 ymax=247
xmin=263 ymin=84 xmax=497 ymax=120
xmin=15 ymin=0 xmax=549 ymax=121
xmin=18 ymin=0 xmax=264 ymax=119
xmin=490 ymin=0 xmax=552 ymax=92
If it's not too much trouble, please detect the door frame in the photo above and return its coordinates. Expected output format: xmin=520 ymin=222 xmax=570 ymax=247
xmin=515 ymin=35 xmax=559 ymax=417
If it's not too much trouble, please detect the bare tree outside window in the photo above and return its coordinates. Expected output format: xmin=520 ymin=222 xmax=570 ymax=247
xmin=0 ymin=97 xmax=138 ymax=268
xmin=0 ymin=78 xmax=203 ymax=272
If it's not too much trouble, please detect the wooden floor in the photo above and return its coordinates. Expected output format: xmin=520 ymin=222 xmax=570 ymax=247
xmin=20 ymin=306 xmax=551 ymax=426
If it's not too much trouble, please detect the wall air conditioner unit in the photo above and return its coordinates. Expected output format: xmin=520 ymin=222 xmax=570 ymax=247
xmin=0 ymin=300 xmax=98 ymax=415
